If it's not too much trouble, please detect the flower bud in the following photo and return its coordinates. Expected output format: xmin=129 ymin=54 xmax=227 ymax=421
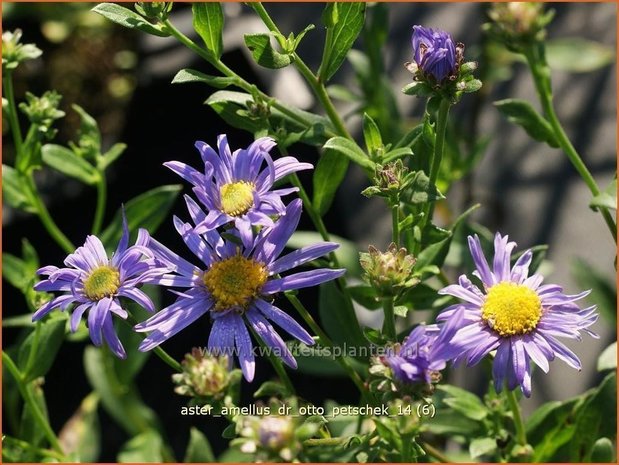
xmin=18 ymin=91 xmax=65 ymax=138
xmin=411 ymin=26 xmax=459 ymax=83
xmin=485 ymin=3 xmax=555 ymax=49
xmin=134 ymin=2 xmax=173 ymax=21
xmin=359 ymin=243 xmax=418 ymax=296
xmin=172 ymin=348 xmax=230 ymax=399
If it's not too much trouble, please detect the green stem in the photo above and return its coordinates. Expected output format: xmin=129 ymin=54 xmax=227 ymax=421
xmin=92 ymin=171 xmax=107 ymax=235
xmin=415 ymin=99 xmax=450 ymax=255
xmin=250 ymin=2 xmax=352 ymax=139
xmin=285 ymin=293 xmax=371 ymax=404
xmin=162 ymin=18 xmax=329 ymax=136
xmin=23 ymin=175 xmax=75 ymax=254
xmin=2 ymin=351 xmax=64 ymax=455
xmin=3 ymin=70 xmax=23 ymax=155
xmin=421 ymin=441 xmax=451 ymax=463
xmin=124 ymin=316 xmax=182 ymax=372
xmin=505 ymin=388 xmax=527 ymax=447
xmin=2 ymin=435 xmax=66 ymax=461
xmin=524 ymin=47 xmax=616 ymax=241
xmin=391 ymin=201 xmax=400 ymax=245
xmin=303 ymin=437 xmax=349 ymax=447
xmin=381 ymin=297 xmax=396 ymax=340
xmin=24 ymin=321 xmax=42 ymax=377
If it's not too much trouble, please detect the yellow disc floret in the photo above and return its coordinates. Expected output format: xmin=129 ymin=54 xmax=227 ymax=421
xmin=83 ymin=265 xmax=120 ymax=300
xmin=220 ymin=181 xmax=255 ymax=217
xmin=481 ymin=282 xmax=542 ymax=337
xmin=203 ymin=255 xmax=268 ymax=311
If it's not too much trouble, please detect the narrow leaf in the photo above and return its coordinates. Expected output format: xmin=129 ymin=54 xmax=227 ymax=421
xmin=184 ymin=427 xmax=215 ymax=462
xmin=192 ymin=3 xmax=224 ymax=60
xmin=92 ymin=3 xmax=169 ymax=37
xmin=323 ymin=136 xmax=375 ymax=170
xmin=313 ymin=149 xmax=350 ymax=216
xmin=494 ymin=98 xmax=559 ymax=148
xmin=172 ymin=68 xmax=237 ymax=88
xmin=41 ymin=144 xmax=99 ymax=185
xmin=2 ymin=164 xmax=35 ymax=212
xmin=244 ymin=33 xmax=292 ymax=69
xmin=319 ymin=3 xmax=366 ymax=82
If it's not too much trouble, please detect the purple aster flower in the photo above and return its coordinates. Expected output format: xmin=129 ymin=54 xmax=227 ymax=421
xmin=32 ymin=216 xmax=166 ymax=358
xmin=164 ymin=134 xmax=312 ymax=248
xmin=436 ymin=233 xmax=598 ymax=397
xmin=135 ymin=197 xmax=345 ymax=381
xmin=412 ymin=25 xmax=457 ymax=82
xmin=384 ymin=315 xmax=461 ymax=385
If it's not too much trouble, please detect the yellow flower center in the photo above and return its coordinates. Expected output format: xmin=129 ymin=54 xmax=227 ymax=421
xmin=481 ymin=282 xmax=542 ymax=337
xmin=203 ymin=255 xmax=267 ymax=311
xmin=220 ymin=181 xmax=255 ymax=217
xmin=83 ymin=265 xmax=120 ymax=301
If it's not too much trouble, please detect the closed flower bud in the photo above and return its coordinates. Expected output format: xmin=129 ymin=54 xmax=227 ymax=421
xmin=18 ymin=91 xmax=65 ymax=137
xmin=2 ymin=29 xmax=42 ymax=71
xmin=135 ymin=2 xmax=173 ymax=20
xmin=485 ymin=3 xmax=555 ymax=49
xmin=172 ymin=348 xmax=230 ymax=399
xmin=359 ymin=243 xmax=418 ymax=296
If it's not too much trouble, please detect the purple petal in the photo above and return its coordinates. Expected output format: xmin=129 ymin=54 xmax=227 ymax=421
xmin=253 ymin=199 xmax=303 ymax=264
xmin=438 ymin=283 xmax=484 ymax=306
xmin=262 ymin=269 xmax=345 ymax=294
xmin=253 ymin=298 xmax=314 ymax=346
xmin=32 ymin=294 xmax=76 ymax=321
xmin=88 ymin=297 xmax=112 ymax=347
xmin=467 ymin=235 xmax=494 ymax=287
xmin=269 ymin=242 xmax=339 ymax=275
xmin=164 ymin=161 xmax=204 ymax=187
xmin=231 ymin=313 xmax=255 ymax=381
xmin=493 ymin=341 xmax=510 ymax=393
xmin=102 ymin=312 xmax=126 ymax=359
xmin=70 ymin=303 xmax=91 ymax=332
xmin=246 ymin=309 xmax=296 ymax=368
xmin=118 ymin=287 xmax=155 ymax=312
xmin=522 ymin=335 xmax=550 ymax=373
xmin=208 ymin=314 xmax=236 ymax=356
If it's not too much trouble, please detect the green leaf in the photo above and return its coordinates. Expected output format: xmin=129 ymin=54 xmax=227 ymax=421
xmin=527 ymin=399 xmax=579 ymax=462
xmin=319 ymin=281 xmax=367 ymax=349
xmin=415 ymin=204 xmax=479 ymax=273
xmin=494 ymin=99 xmax=559 ymax=148
xmin=590 ymin=178 xmax=616 ymax=211
xmin=41 ymin=144 xmax=99 ymax=185
xmin=18 ymin=317 xmax=66 ymax=383
xmin=597 ymin=341 xmax=617 ymax=371
xmin=72 ymin=104 xmax=101 ymax=152
xmin=362 ymin=113 xmax=382 ymax=155
xmin=590 ymin=437 xmax=615 ymax=463
xmin=84 ymin=347 xmax=160 ymax=437
xmin=192 ymin=2 xmax=224 ymax=60
xmin=92 ymin=3 xmax=169 ymax=37
xmin=383 ymin=147 xmax=413 ymax=164
xmin=253 ymin=380 xmax=289 ymax=398
xmin=244 ymin=33 xmax=292 ymax=69
xmin=2 ymin=253 xmax=33 ymax=292
xmin=347 ymin=285 xmax=381 ymax=310
xmin=313 ymin=148 xmax=350 ymax=216
xmin=99 ymin=143 xmax=127 ymax=170
xmin=423 ymin=408 xmax=482 ymax=436
xmin=2 ymin=164 xmax=35 ymax=213
xmin=100 ymin=185 xmax=181 ymax=249
xmin=569 ymin=372 xmax=616 ymax=461
xmin=407 ymin=170 xmax=444 ymax=205
xmin=546 ymin=38 xmax=615 ymax=73
xmin=469 ymin=437 xmax=497 ymax=459
xmin=117 ymin=430 xmax=164 ymax=462
xmin=206 ymin=91 xmax=268 ymax=134
xmin=19 ymin=381 xmax=50 ymax=448
xmin=287 ymin=231 xmax=362 ymax=277
xmin=172 ymin=68 xmax=237 ymax=88
xmin=58 ymin=393 xmax=100 ymax=462
xmin=221 ymin=423 xmax=237 ymax=439
xmin=437 ymin=385 xmax=488 ymax=421
xmin=319 ymin=3 xmax=366 ymax=82
xmin=323 ymin=136 xmax=375 ymax=170
xmin=571 ymin=258 xmax=616 ymax=324
xmin=184 ymin=427 xmax=215 ymax=463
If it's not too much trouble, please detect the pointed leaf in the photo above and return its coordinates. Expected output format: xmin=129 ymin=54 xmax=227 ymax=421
xmin=313 ymin=148 xmax=350 ymax=216
xmin=41 ymin=144 xmax=99 ymax=185
xmin=92 ymin=3 xmax=169 ymax=37
xmin=494 ymin=98 xmax=559 ymax=148
xmin=192 ymin=3 xmax=224 ymax=60
xmin=244 ymin=33 xmax=292 ymax=69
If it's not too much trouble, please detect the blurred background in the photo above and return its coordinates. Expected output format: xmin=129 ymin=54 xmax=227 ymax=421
xmin=3 ymin=2 xmax=616 ymax=461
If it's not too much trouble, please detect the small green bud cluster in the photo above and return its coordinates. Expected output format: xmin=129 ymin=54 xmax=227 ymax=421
xmin=360 ymin=243 xmax=419 ymax=297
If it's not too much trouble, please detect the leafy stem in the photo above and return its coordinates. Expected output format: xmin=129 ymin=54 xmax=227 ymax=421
xmin=22 ymin=174 xmax=76 ymax=254
xmin=391 ymin=200 xmax=400 ymax=245
xmin=92 ymin=171 xmax=107 ymax=235
xmin=381 ymin=297 xmax=396 ymax=340
xmin=249 ymin=2 xmax=352 ymax=139
xmin=523 ymin=45 xmax=616 ymax=241
xmin=285 ymin=293 xmax=373 ymax=405
xmin=415 ymin=98 xmax=451 ymax=256
xmin=2 ymin=351 xmax=65 ymax=455
xmin=3 ymin=70 xmax=24 ymax=155
xmin=161 ymin=18 xmax=332 ymax=137
xmin=505 ymin=388 xmax=527 ymax=447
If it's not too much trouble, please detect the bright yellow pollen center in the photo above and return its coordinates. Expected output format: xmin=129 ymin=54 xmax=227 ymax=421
xmin=481 ymin=282 xmax=542 ymax=337
xmin=220 ymin=181 xmax=255 ymax=217
xmin=83 ymin=266 xmax=120 ymax=300
xmin=203 ymin=255 xmax=267 ymax=311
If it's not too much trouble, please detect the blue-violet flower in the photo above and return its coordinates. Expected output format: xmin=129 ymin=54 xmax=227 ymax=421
xmin=32 ymin=216 xmax=164 ymax=358
xmin=436 ymin=233 xmax=598 ymax=397
xmin=136 ymin=197 xmax=344 ymax=381
xmin=164 ymin=134 xmax=312 ymax=247
xmin=412 ymin=25 xmax=458 ymax=82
